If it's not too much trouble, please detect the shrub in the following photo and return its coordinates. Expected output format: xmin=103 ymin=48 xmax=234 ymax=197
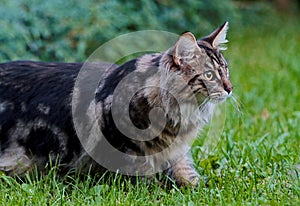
xmin=0 ymin=0 xmax=277 ymax=62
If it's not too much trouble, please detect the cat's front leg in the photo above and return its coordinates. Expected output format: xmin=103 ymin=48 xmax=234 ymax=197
xmin=168 ymin=155 xmax=200 ymax=187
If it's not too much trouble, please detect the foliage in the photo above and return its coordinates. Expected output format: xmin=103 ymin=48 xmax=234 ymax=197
xmin=0 ymin=1 xmax=299 ymax=205
xmin=1 ymin=14 xmax=300 ymax=205
xmin=1 ymin=0 xmax=240 ymax=62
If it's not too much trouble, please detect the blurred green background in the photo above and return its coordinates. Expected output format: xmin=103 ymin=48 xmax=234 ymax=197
xmin=1 ymin=1 xmax=300 ymax=204
xmin=0 ymin=0 xmax=299 ymax=62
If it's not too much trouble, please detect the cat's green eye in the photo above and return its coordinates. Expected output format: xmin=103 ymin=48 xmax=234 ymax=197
xmin=204 ymin=71 xmax=214 ymax=81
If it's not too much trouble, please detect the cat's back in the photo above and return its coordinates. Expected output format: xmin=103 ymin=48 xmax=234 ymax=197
xmin=0 ymin=61 xmax=82 ymax=121
xmin=0 ymin=61 xmax=81 ymax=97
xmin=0 ymin=61 xmax=83 ymax=157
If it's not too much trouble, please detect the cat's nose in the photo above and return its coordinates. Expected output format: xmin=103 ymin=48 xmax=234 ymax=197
xmin=224 ymin=85 xmax=232 ymax=94
xmin=222 ymin=79 xmax=232 ymax=94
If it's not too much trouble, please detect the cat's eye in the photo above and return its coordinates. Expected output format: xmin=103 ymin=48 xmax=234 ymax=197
xmin=204 ymin=71 xmax=214 ymax=81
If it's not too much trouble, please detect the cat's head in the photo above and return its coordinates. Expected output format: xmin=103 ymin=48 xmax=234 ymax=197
xmin=171 ymin=22 xmax=232 ymax=103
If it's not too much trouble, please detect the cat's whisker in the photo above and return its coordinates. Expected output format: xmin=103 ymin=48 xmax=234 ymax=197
xmin=229 ymin=94 xmax=244 ymax=117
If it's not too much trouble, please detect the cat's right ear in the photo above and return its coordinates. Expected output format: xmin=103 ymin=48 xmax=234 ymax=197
xmin=201 ymin=21 xmax=229 ymax=50
xmin=173 ymin=32 xmax=198 ymax=66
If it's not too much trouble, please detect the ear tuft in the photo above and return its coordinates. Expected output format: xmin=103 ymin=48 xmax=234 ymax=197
xmin=173 ymin=32 xmax=197 ymax=65
xmin=202 ymin=21 xmax=229 ymax=50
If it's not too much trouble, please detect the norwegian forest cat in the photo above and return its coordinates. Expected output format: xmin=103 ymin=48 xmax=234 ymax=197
xmin=0 ymin=22 xmax=232 ymax=186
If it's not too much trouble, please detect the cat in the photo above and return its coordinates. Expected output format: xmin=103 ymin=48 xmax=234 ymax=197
xmin=0 ymin=22 xmax=232 ymax=186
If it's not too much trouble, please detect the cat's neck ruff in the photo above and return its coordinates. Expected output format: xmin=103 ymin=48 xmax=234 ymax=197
xmin=173 ymin=100 xmax=216 ymax=130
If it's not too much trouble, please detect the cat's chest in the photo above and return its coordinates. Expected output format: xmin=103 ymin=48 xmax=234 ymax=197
xmin=161 ymin=101 xmax=215 ymax=142
xmin=139 ymin=102 xmax=215 ymax=158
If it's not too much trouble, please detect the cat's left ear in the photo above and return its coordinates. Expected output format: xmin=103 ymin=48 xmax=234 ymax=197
xmin=202 ymin=21 xmax=229 ymax=50
xmin=173 ymin=32 xmax=198 ymax=66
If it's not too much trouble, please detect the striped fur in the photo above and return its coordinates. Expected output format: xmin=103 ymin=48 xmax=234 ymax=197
xmin=0 ymin=22 xmax=231 ymax=186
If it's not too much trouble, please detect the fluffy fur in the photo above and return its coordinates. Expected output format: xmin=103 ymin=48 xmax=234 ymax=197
xmin=0 ymin=22 xmax=232 ymax=186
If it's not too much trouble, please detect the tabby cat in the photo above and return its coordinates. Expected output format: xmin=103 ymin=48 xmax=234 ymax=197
xmin=0 ymin=22 xmax=232 ymax=186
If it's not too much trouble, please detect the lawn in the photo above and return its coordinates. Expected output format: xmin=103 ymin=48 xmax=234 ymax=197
xmin=1 ymin=17 xmax=300 ymax=205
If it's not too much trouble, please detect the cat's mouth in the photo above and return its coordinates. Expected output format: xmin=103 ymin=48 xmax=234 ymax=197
xmin=208 ymin=91 xmax=231 ymax=103
xmin=195 ymin=91 xmax=230 ymax=106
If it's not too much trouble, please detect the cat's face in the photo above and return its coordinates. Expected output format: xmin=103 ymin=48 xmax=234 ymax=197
xmin=172 ymin=22 xmax=232 ymax=103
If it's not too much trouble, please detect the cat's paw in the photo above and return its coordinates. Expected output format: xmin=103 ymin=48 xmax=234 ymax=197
xmin=174 ymin=174 xmax=200 ymax=187
xmin=189 ymin=176 xmax=200 ymax=186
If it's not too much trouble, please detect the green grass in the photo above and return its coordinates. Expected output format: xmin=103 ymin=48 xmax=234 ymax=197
xmin=1 ymin=17 xmax=300 ymax=205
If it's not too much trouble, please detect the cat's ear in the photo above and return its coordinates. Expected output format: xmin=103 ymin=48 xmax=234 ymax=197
xmin=202 ymin=21 xmax=229 ymax=50
xmin=173 ymin=32 xmax=198 ymax=66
